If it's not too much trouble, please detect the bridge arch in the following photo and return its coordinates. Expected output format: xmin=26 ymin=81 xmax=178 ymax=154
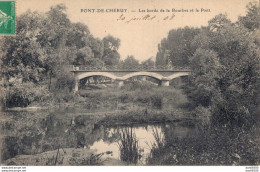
xmin=121 ymin=72 xmax=164 ymax=81
xmin=77 ymin=72 xmax=118 ymax=80
xmin=73 ymin=70 xmax=191 ymax=92
xmin=165 ymin=72 xmax=190 ymax=80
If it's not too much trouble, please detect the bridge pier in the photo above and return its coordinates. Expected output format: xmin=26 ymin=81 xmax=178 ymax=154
xmin=159 ymin=80 xmax=170 ymax=87
xmin=115 ymin=79 xmax=124 ymax=87
xmin=74 ymin=78 xmax=79 ymax=93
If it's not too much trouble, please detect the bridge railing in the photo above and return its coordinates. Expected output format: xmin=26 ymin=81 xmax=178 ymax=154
xmin=71 ymin=65 xmax=191 ymax=71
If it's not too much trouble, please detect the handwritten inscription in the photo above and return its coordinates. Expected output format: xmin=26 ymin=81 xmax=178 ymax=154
xmin=117 ymin=14 xmax=175 ymax=23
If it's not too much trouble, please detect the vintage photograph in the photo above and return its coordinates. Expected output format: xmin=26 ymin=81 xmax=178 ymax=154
xmin=0 ymin=0 xmax=259 ymax=167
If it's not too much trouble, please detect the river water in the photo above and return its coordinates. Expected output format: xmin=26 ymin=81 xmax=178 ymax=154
xmin=1 ymin=109 xmax=198 ymax=165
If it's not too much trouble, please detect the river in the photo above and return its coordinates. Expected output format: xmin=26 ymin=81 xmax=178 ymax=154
xmin=1 ymin=109 xmax=198 ymax=165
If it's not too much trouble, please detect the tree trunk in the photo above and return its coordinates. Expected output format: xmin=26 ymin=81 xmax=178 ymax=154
xmin=48 ymin=70 xmax=52 ymax=90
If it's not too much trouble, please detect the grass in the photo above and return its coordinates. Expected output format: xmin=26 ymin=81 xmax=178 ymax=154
xmin=146 ymin=125 xmax=260 ymax=165
xmin=94 ymin=108 xmax=194 ymax=127
xmin=118 ymin=127 xmax=141 ymax=164
xmin=6 ymin=80 xmax=189 ymax=117
xmin=3 ymin=147 xmax=110 ymax=166
xmin=77 ymin=81 xmax=188 ymax=112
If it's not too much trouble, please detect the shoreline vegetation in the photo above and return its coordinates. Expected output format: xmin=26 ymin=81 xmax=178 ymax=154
xmin=3 ymin=148 xmax=127 ymax=166
xmin=3 ymin=82 xmax=196 ymax=125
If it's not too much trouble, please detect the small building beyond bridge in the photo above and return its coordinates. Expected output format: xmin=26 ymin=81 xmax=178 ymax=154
xmin=70 ymin=66 xmax=191 ymax=92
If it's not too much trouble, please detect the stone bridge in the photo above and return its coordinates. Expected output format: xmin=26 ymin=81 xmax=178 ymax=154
xmin=70 ymin=66 xmax=191 ymax=92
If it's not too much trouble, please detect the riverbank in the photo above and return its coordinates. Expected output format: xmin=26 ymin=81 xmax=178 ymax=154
xmin=0 ymin=83 xmax=204 ymax=165
xmin=1 ymin=104 xmax=197 ymax=165
xmin=3 ymin=148 xmax=127 ymax=166
xmin=2 ymin=108 xmax=259 ymax=166
xmin=5 ymin=80 xmax=188 ymax=110
xmin=3 ymin=111 xmax=259 ymax=166
xmin=4 ymin=82 xmax=194 ymax=124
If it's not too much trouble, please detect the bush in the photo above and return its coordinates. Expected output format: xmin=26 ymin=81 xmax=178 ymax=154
xmin=52 ymin=88 xmax=75 ymax=103
xmin=54 ymin=70 xmax=75 ymax=92
xmin=147 ymin=126 xmax=260 ymax=165
xmin=122 ymin=80 xmax=156 ymax=91
xmin=192 ymin=106 xmax=211 ymax=125
xmin=2 ymin=81 xmax=52 ymax=107
xmin=150 ymin=95 xmax=163 ymax=109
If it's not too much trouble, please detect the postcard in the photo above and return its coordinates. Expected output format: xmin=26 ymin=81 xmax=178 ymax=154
xmin=0 ymin=0 xmax=259 ymax=170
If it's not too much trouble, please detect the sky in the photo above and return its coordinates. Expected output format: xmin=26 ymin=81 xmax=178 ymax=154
xmin=17 ymin=0 xmax=254 ymax=62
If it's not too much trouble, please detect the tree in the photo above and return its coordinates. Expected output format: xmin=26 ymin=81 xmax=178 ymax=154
xmin=183 ymin=48 xmax=222 ymax=107
xmin=73 ymin=47 xmax=93 ymax=65
xmin=122 ymin=55 xmax=139 ymax=69
xmin=238 ymin=2 xmax=260 ymax=31
xmin=0 ymin=4 xmax=120 ymax=107
xmin=1 ymin=11 xmax=46 ymax=83
xmin=183 ymin=12 xmax=260 ymax=128
xmin=88 ymin=37 xmax=104 ymax=59
xmin=66 ymin=22 xmax=91 ymax=49
xmin=156 ymin=27 xmax=200 ymax=67
xmin=208 ymin=14 xmax=232 ymax=32
xmin=102 ymin=35 xmax=121 ymax=66
xmin=141 ymin=57 xmax=155 ymax=68
xmin=156 ymin=38 xmax=168 ymax=66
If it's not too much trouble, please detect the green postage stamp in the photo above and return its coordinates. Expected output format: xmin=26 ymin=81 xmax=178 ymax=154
xmin=0 ymin=0 xmax=15 ymax=35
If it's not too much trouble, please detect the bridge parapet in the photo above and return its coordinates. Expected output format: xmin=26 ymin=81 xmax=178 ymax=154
xmin=71 ymin=65 xmax=191 ymax=72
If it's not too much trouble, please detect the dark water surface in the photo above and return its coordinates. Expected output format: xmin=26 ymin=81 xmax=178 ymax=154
xmin=1 ymin=109 xmax=198 ymax=164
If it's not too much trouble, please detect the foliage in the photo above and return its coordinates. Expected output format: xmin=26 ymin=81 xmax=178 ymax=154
xmin=1 ymin=11 xmax=47 ymax=83
xmin=0 ymin=4 xmax=121 ymax=107
xmin=122 ymin=80 xmax=156 ymax=91
xmin=141 ymin=57 xmax=155 ymax=68
xmin=182 ymin=9 xmax=260 ymax=128
xmin=147 ymin=126 xmax=260 ymax=165
xmin=147 ymin=127 xmax=165 ymax=157
xmin=183 ymin=48 xmax=222 ymax=107
xmin=118 ymin=127 xmax=141 ymax=164
xmin=156 ymin=27 xmax=200 ymax=67
xmin=2 ymin=81 xmax=52 ymax=107
xmin=102 ymin=35 xmax=121 ymax=66
xmin=121 ymin=55 xmax=139 ymax=68
xmin=238 ymin=2 xmax=260 ymax=31
xmin=154 ymin=2 xmax=260 ymax=129
xmin=192 ymin=106 xmax=211 ymax=125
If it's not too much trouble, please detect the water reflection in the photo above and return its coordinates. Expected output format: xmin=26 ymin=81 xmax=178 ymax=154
xmin=1 ymin=110 xmax=198 ymax=165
